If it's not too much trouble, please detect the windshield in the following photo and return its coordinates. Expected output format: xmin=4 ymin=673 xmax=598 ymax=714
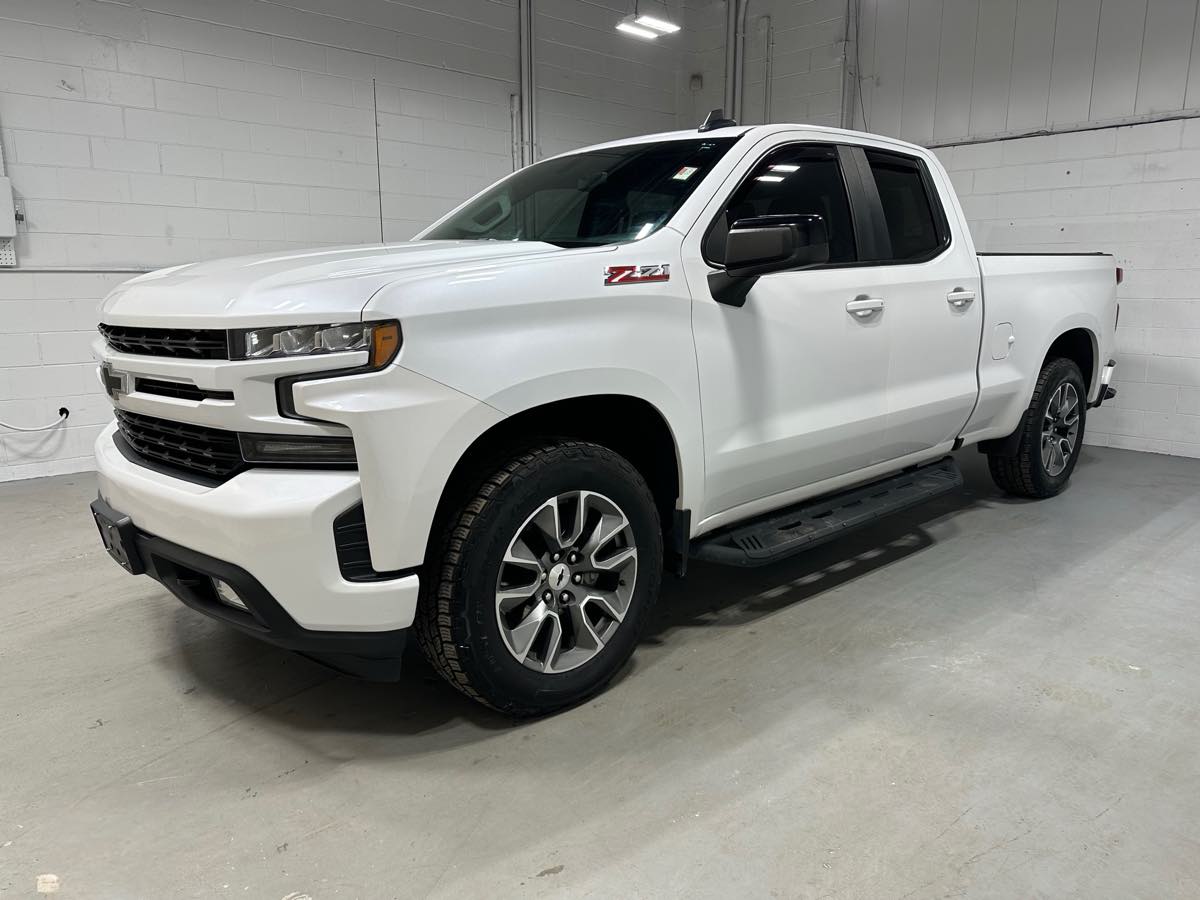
xmin=423 ymin=138 xmax=737 ymax=247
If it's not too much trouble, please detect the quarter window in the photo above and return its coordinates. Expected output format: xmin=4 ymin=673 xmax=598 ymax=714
xmin=863 ymin=150 xmax=946 ymax=261
xmin=707 ymin=145 xmax=857 ymax=265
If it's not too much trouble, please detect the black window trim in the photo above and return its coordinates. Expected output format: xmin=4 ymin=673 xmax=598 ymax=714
xmin=701 ymin=139 xmax=954 ymax=273
xmin=701 ymin=140 xmax=868 ymax=271
xmin=854 ymin=145 xmax=953 ymax=266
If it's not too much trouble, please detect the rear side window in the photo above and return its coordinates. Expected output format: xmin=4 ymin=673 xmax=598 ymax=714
xmin=707 ymin=144 xmax=857 ymax=265
xmin=864 ymin=150 xmax=946 ymax=261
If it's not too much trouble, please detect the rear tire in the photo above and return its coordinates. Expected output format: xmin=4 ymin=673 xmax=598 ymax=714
xmin=415 ymin=440 xmax=662 ymax=717
xmin=987 ymin=357 xmax=1087 ymax=499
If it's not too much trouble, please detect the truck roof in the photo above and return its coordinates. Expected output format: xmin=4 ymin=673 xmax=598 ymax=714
xmin=560 ymin=123 xmax=934 ymax=161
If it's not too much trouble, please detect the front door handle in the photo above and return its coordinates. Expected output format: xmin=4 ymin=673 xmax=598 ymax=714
xmin=947 ymin=288 xmax=976 ymax=308
xmin=846 ymin=296 xmax=884 ymax=318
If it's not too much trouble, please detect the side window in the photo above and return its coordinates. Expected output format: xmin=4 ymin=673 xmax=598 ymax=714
xmin=706 ymin=145 xmax=857 ymax=265
xmin=863 ymin=150 xmax=946 ymax=261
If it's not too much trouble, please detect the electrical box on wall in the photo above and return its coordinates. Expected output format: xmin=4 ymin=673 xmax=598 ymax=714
xmin=0 ymin=176 xmax=16 ymax=237
xmin=0 ymin=176 xmax=15 ymax=266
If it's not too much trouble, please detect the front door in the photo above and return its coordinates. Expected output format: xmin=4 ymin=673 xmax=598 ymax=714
xmin=683 ymin=140 xmax=893 ymax=522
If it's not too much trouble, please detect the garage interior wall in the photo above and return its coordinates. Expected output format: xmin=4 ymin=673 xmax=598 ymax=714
xmin=0 ymin=0 xmax=687 ymax=481
xmin=679 ymin=0 xmax=846 ymax=128
xmin=852 ymin=0 xmax=1200 ymax=459
xmin=5 ymin=0 xmax=1200 ymax=479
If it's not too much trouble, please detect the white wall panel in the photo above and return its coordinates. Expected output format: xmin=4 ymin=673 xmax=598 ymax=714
xmin=932 ymin=0 xmax=978 ymax=141
xmin=857 ymin=0 xmax=1200 ymax=143
xmin=1136 ymin=0 xmax=1198 ymax=114
xmin=900 ymin=0 xmax=941 ymax=145
xmin=1007 ymin=0 xmax=1057 ymax=133
xmin=1046 ymin=0 xmax=1101 ymax=127
xmin=967 ymin=0 xmax=1017 ymax=137
xmin=1089 ymin=0 xmax=1148 ymax=121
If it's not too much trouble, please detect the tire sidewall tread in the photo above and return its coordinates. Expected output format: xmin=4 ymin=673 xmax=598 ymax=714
xmin=415 ymin=440 xmax=663 ymax=717
xmin=987 ymin=357 xmax=1087 ymax=499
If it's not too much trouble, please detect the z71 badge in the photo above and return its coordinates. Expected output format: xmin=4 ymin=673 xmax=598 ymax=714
xmin=604 ymin=264 xmax=670 ymax=286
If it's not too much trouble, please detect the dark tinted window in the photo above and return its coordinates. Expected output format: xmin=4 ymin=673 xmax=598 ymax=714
xmin=424 ymin=138 xmax=735 ymax=246
xmin=864 ymin=150 xmax=945 ymax=261
xmin=707 ymin=144 xmax=856 ymax=264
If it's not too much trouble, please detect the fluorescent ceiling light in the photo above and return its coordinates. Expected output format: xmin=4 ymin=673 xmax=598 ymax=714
xmin=634 ymin=14 xmax=680 ymax=34
xmin=756 ymin=175 xmax=785 ymax=182
xmin=616 ymin=17 xmax=659 ymax=39
xmin=769 ymin=164 xmax=800 ymax=172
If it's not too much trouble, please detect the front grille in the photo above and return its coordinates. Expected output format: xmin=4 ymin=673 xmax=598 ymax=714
xmin=100 ymin=323 xmax=229 ymax=359
xmin=134 ymin=377 xmax=234 ymax=403
xmin=115 ymin=409 xmax=244 ymax=482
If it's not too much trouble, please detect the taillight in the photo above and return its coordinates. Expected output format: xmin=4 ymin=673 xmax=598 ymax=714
xmin=1115 ymin=266 xmax=1124 ymax=285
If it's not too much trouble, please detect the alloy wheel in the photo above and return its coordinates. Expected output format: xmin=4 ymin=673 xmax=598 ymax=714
xmin=1041 ymin=382 xmax=1081 ymax=477
xmin=494 ymin=490 xmax=638 ymax=673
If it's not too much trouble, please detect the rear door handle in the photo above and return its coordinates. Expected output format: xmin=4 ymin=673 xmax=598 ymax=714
xmin=846 ymin=296 xmax=884 ymax=318
xmin=947 ymin=288 xmax=976 ymax=308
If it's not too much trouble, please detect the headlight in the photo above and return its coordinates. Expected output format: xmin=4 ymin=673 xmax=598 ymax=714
xmin=231 ymin=320 xmax=401 ymax=369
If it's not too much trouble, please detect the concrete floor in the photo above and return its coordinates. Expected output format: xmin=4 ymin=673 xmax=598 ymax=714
xmin=1 ymin=447 xmax=1199 ymax=899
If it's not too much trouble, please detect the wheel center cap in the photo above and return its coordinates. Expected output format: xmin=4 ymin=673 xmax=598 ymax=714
xmin=548 ymin=562 xmax=571 ymax=590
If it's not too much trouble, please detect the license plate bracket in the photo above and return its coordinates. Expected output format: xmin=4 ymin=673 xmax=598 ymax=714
xmin=91 ymin=497 xmax=145 ymax=575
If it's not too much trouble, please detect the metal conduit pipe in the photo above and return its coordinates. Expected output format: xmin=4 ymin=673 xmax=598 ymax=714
xmin=723 ymin=0 xmax=740 ymax=116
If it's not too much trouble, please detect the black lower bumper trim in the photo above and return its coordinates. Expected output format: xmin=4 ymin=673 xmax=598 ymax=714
xmin=104 ymin=510 xmax=409 ymax=678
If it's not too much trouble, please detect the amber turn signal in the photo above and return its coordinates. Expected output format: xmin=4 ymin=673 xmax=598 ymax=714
xmin=369 ymin=321 xmax=401 ymax=369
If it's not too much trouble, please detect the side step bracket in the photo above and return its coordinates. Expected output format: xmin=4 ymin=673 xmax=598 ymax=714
xmin=690 ymin=457 xmax=963 ymax=567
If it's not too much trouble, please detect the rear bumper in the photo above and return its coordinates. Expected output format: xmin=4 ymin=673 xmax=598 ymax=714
xmin=95 ymin=497 xmax=408 ymax=678
xmin=94 ymin=421 xmax=420 ymax=633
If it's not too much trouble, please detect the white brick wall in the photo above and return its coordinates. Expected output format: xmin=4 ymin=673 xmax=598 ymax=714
xmin=0 ymin=0 xmax=692 ymax=480
xmin=937 ymin=118 xmax=1200 ymax=459
xmin=0 ymin=271 xmax=131 ymax=481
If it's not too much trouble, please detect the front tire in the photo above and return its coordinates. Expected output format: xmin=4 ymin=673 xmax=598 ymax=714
xmin=415 ymin=441 xmax=663 ymax=717
xmin=987 ymin=357 xmax=1087 ymax=498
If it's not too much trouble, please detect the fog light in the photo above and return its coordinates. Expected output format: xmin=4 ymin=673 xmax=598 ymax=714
xmin=213 ymin=578 xmax=248 ymax=612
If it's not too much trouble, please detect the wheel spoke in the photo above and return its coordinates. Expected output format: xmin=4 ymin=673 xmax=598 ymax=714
xmin=584 ymin=589 xmax=627 ymax=623
xmin=539 ymin=612 xmax=564 ymax=673
xmin=503 ymin=537 xmax=542 ymax=574
xmin=592 ymin=545 xmax=636 ymax=572
xmin=531 ymin=492 xmax=586 ymax=551
xmin=507 ymin=600 xmax=552 ymax=662
xmin=496 ymin=581 xmax=540 ymax=613
xmin=566 ymin=602 xmax=604 ymax=653
xmin=582 ymin=509 xmax=634 ymax=570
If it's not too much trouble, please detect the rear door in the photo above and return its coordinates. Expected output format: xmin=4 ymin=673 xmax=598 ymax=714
xmin=851 ymin=146 xmax=982 ymax=457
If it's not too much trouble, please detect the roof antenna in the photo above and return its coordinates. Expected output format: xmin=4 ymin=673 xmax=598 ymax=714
xmin=698 ymin=108 xmax=738 ymax=132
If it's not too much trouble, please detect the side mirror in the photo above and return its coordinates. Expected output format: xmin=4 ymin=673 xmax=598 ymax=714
xmin=709 ymin=213 xmax=830 ymax=306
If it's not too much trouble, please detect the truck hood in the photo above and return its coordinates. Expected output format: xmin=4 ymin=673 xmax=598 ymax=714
xmin=98 ymin=240 xmax=566 ymax=328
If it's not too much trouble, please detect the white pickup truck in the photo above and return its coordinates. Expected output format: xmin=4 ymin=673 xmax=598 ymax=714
xmin=91 ymin=116 xmax=1119 ymax=716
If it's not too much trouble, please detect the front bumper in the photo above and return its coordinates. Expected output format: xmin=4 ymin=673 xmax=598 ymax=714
xmin=92 ymin=496 xmax=408 ymax=678
xmin=94 ymin=421 xmax=420 ymax=634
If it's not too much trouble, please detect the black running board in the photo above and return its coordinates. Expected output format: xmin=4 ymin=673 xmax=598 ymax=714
xmin=690 ymin=457 xmax=963 ymax=567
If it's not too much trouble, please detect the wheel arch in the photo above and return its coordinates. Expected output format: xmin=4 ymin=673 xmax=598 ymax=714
xmin=1044 ymin=327 xmax=1097 ymax=393
xmin=425 ymin=393 xmax=685 ymax=564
